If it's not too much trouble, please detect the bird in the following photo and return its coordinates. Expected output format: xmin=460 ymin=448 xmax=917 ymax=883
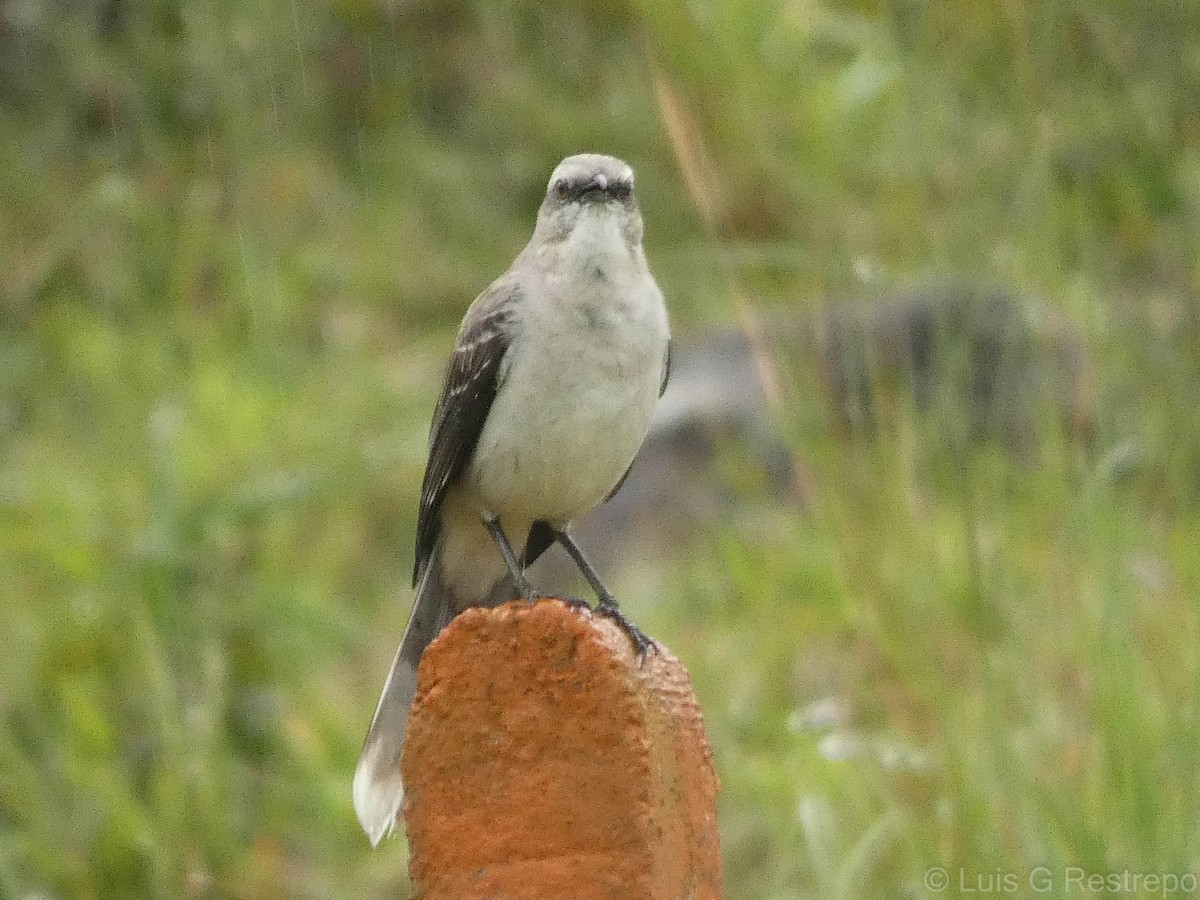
xmin=353 ymin=153 xmax=672 ymax=846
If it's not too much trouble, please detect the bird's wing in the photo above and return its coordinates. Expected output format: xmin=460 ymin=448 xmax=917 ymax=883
xmin=413 ymin=281 xmax=518 ymax=586
xmin=521 ymin=521 xmax=556 ymax=569
xmin=660 ymin=336 xmax=672 ymax=397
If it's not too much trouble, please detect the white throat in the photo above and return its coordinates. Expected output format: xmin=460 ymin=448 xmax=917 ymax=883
xmin=563 ymin=209 xmax=636 ymax=271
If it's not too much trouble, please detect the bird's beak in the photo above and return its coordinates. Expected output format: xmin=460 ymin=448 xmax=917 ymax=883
xmin=579 ymin=173 xmax=609 ymax=201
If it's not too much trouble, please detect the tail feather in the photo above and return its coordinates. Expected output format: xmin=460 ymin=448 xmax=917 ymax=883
xmin=353 ymin=548 xmax=454 ymax=846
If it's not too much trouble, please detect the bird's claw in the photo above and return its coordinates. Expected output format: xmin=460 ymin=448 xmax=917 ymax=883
xmin=593 ymin=598 xmax=656 ymax=663
xmin=516 ymin=584 xmax=548 ymax=604
xmin=557 ymin=595 xmax=594 ymax=614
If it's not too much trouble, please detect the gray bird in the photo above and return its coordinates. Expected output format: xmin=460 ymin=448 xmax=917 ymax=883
xmin=353 ymin=153 xmax=672 ymax=845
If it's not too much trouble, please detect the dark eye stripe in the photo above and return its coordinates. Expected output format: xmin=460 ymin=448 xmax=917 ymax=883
xmin=554 ymin=180 xmax=634 ymax=201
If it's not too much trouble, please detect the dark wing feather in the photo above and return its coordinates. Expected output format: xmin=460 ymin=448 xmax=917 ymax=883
xmin=521 ymin=520 xmax=556 ymax=569
xmin=413 ymin=283 xmax=517 ymax=585
xmin=604 ymin=463 xmax=634 ymax=503
xmin=660 ymin=337 xmax=671 ymax=397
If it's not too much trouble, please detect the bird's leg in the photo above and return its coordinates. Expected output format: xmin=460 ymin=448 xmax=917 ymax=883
xmin=552 ymin=528 xmax=655 ymax=659
xmin=483 ymin=516 xmax=540 ymax=601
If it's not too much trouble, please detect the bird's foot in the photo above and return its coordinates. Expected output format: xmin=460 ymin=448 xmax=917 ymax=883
xmin=557 ymin=595 xmax=594 ymax=614
xmin=517 ymin=586 xmax=548 ymax=604
xmin=593 ymin=597 xmax=656 ymax=663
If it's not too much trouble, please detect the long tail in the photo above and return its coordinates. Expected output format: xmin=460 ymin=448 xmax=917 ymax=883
xmin=353 ymin=546 xmax=454 ymax=846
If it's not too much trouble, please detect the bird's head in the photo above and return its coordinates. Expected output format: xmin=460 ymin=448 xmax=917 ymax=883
xmin=534 ymin=154 xmax=643 ymax=247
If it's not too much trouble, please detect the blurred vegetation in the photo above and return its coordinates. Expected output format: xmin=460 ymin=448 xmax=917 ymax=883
xmin=2 ymin=0 xmax=1199 ymax=897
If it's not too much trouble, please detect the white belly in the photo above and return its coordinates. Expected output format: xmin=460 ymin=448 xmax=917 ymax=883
xmin=467 ymin=271 xmax=667 ymax=527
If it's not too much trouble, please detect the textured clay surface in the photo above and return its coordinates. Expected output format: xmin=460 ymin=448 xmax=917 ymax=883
xmin=401 ymin=599 xmax=722 ymax=900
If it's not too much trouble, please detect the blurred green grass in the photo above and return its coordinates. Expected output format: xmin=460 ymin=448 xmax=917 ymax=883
xmin=2 ymin=1 xmax=1199 ymax=897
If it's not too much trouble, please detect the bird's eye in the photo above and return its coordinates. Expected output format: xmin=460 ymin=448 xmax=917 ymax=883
xmin=612 ymin=181 xmax=632 ymax=201
xmin=554 ymin=180 xmax=570 ymax=201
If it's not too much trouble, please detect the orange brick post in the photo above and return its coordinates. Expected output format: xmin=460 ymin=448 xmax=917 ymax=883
xmin=400 ymin=598 xmax=723 ymax=900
